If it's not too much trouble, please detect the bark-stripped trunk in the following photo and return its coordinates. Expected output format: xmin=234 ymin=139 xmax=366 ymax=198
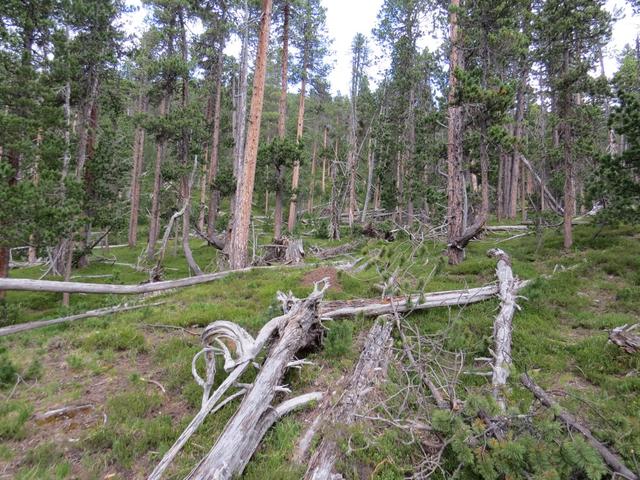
xmin=147 ymin=94 xmax=169 ymax=261
xmin=227 ymin=0 xmax=273 ymax=269
xmin=274 ymin=1 xmax=289 ymax=240
xmin=128 ymin=92 xmax=147 ymax=247
xmin=302 ymin=316 xmax=393 ymax=479
xmin=508 ymin=64 xmax=528 ymax=219
xmin=487 ymin=248 xmax=518 ymax=412
xmin=446 ymin=0 xmax=464 ymax=265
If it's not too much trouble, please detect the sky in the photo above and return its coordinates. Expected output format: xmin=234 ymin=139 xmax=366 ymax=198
xmin=124 ymin=0 xmax=640 ymax=95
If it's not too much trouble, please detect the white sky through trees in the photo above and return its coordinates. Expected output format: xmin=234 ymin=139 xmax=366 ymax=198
xmin=124 ymin=0 xmax=639 ymax=95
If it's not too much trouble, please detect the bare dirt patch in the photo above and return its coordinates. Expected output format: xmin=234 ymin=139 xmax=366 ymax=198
xmin=302 ymin=267 xmax=342 ymax=292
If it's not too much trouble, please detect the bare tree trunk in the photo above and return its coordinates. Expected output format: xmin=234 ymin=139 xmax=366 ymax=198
xmin=227 ymin=0 xmax=273 ymax=269
xmin=446 ymin=0 xmax=464 ymax=265
xmin=128 ymin=93 xmax=147 ymax=247
xmin=328 ymin=138 xmax=340 ymax=240
xmin=287 ymin=72 xmax=307 ymax=233
xmin=361 ymin=139 xmax=374 ymax=223
xmin=147 ymin=94 xmax=169 ymax=260
xmin=508 ymin=65 xmax=528 ymax=219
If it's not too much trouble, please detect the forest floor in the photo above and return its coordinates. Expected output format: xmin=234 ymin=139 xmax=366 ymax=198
xmin=0 ymin=222 xmax=639 ymax=479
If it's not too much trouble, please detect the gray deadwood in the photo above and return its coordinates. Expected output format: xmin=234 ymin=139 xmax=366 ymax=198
xmin=302 ymin=315 xmax=394 ymax=479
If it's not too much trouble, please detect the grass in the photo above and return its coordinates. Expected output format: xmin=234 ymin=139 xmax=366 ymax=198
xmin=0 ymin=223 xmax=639 ymax=478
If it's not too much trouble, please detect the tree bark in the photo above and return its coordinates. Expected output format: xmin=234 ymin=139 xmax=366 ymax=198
xmin=147 ymin=94 xmax=169 ymax=260
xmin=446 ymin=0 xmax=465 ymax=265
xmin=128 ymin=92 xmax=147 ymax=247
xmin=274 ymin=1 xmax=289 ymax=241
xmin=328 ymin=138 xmax=340 ymax=240
xmin=287 ymin=72 xmax=307 ymax=233
xmin=227 ymin=0 xmax=273 ymax=269
xmin=361 ymin=139 xmax=375 ymax=223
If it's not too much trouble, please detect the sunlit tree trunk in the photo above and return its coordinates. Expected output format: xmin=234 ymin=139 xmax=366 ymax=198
xmin=228 ymin=0 xmax=273 ymax=269
xmin=274 ymin=1 xmax=289 ymax=240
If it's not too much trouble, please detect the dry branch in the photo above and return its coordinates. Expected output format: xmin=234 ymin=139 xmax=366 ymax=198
xmin=0 ymin=302 xmax=165 ymax=337
xmin=609 ymin=324 xmax=640 ymax=354
xmin=521 ymin=373 xmax=638 ymax=480
xmin=302 ymin=315 xmax=394 ymax=479
xmin=33 ymin=404 xmax=94 ymax=424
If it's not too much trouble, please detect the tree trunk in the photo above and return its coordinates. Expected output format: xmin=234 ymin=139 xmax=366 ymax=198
xmin=287 ymin=72 xmax=307 ymax=233
xmin=446 ymin=0 xmax=464 ymax=265
xmin=227 ymin=0 xmax=273 ymax=269
xmin=361 ymin=140 xmax=375 ymax=223
xmin=561 ymin=49 xmax=574 ymax=250
xmin=321 ymin=125 xmax=328 ymax=194
xmin=147 ymin=94 xmax=169 ymax=260
xmin=328 ymin=138 xmax=340 ymax=240
xmin=274 ymin=1 xmax=289 ymax=241
xmin=0 ymin=247 xmax=8 ymax=300
xmin=307 ymin=141 xmax=317 ymax=212
xmin=128 ymin=93 xmax=147 ymax=247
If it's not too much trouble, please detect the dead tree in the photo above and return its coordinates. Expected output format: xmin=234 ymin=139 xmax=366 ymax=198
xmin=151 ymin=280 xmax=328 ymax=480
xmin=302 ymin=315 xmax=394 ymax=479
xmin=521 ymin=373 xmax=638 ymax=480
xmin=487 ymin=248 xmax=519 ymax=411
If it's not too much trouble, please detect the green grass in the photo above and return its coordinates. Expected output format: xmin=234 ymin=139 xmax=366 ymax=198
xmin=0 ymin=223 xmax=639 ymax=478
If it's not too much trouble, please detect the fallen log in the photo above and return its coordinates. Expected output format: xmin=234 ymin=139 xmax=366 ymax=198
xmin=487 ymin=248 xmax=519 ymax=411
xmin=521 ymin=373 xmax=638 ymax=480
xmin=0 ymin=302 xmax=166 ymax=337
xmin=33 ymin=404 xmax=94 ymax=424
xmin=0 ymin=264 xmax=305 ymax=295
xmin=319 ymin=280 xmax=530 ymax=319
xmin=609 ymin=324 xmax=640 ymax=354
xmin=485 ymin=225 xmax=529 ymax=232
xmin=184 ymin=281 xmax=329 ymax=480
xmin=302 ymin=315 xmax=394 ymax=479
xmin=310 ymin=241 xmax=359 ymax=260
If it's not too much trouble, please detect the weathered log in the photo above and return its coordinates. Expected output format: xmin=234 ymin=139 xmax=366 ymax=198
xmin=319 ymin=280 xmax=530 ymax=319
xmin=521 ymin=373 xmax=638 ymax=480
xmin=485 ymin=225 xmax=529 ymax=232
xmin=0 ymin=302 xmax=165 ymax=337
xmin=185 ymin=281 xmax=329 ymax=480
xmin=487 ymin=248 xmax=518 ymax=411
xmin=0 ymin=264 xmax=305 ymax=295
xmin=609 ymin=324 xmax=640 ymax=354
xmin=310 ymin=241 xmax=359 ymax=260
xmin=302 ymin=315 xmax=394 ymax=479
